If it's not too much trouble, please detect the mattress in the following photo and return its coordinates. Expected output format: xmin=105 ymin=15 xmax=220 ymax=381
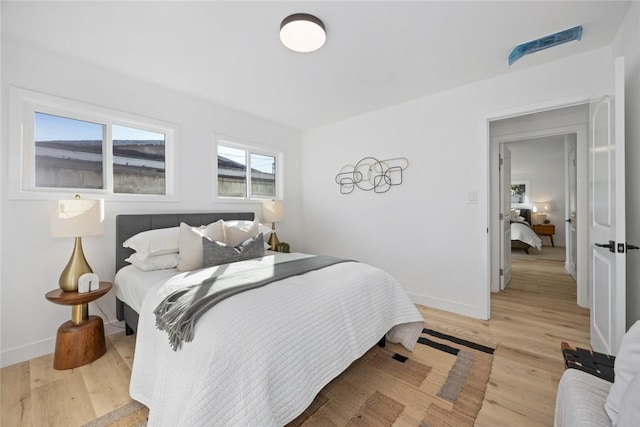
xmin=114 ymin=250 xmax=284 ymax=313
xmin=128 ymin=252 xmax=424 ymax=426
xmin=114 ymin=265 xmax=179 ymax=313
xmin=511 ymin=222 xmax=543 ymax=250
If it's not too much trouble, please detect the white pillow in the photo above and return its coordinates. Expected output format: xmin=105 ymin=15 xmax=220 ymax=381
xmin=605 ymin=321 xmax=640 ymax=425
xmin=123 ymin=227 xmax=180 ymax=260
xmin=125 ymin=253 xmax=179 ymax=271
xmin=223 ymin=219 xmax=259 ymax=247
xmin=617 ymin=371 xmax=640 ymax=426
xmin=177 ymin=221 xmax=225 ymax=272
xmin=258 ymin=222 xmax=274 ymax=249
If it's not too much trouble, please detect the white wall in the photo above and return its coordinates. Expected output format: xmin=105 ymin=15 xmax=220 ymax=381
xmin=0 ymin=38 xmax=303 ymax=367
xmin=507 ymin=136 xmax=568 ymax=246
xmin=611 ymin=2 xmax=640 ymax=329
xmin=301 ymin=47 xmax=613 ymax=320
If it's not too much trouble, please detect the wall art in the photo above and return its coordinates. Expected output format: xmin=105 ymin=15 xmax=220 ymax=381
xmin=335 ymin=157 xmax=409 ymax=194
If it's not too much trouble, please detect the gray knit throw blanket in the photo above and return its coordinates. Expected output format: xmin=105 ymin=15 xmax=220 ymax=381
xmin=154 ymin=255 xmax=352 ymax=350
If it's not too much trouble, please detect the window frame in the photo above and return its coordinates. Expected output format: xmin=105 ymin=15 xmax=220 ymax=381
xmin=214 ymin=136 xmax=283 ymax=202
xmin=9 ymin=87 xmax=179 ymax=201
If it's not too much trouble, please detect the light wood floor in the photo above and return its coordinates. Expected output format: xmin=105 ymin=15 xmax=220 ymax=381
xmin=1 ymin=256 xmax=588 ymax=426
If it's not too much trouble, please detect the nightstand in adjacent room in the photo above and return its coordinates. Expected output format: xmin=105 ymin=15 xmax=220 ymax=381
xmin=45 ymin=281 xmax=112 ymax=370
xmin=533 ymin=224 xmax=556 ymax=247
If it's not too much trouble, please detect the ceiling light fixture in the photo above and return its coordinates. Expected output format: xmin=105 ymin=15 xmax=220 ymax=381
xmin=280 ymin=13 xmax=326 ymax=53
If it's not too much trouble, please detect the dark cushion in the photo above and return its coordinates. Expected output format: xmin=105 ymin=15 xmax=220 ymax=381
xmin=202 ymin=233 xmax=265 ymax=268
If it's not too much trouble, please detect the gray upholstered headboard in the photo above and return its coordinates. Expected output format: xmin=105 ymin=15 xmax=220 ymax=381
xmin=519 ymin=208 xmax=532 ymax=225
xmin=115 ymin=212 xmax=255 ymax=272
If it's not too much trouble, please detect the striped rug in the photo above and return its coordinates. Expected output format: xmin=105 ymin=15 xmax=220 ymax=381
xmin=85 ymin=323 xmax=496 ymax=426
xmin=82 ymin=400 xmax=148 ymax=427
xmin=288 ymin=322 xmax=496 ymax=426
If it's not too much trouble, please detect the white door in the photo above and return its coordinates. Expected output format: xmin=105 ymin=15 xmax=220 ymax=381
xmin=500 ymin=145 xmax=512 ymax=290
xmin=589 ymin=57 xmax=626 ymax=355
xmin=566 ymin=146 xmax=577 ymax=281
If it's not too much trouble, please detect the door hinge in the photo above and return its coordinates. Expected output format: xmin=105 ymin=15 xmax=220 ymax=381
xmin=499 ymin=213 xmax=504 ymax=220
xmin=500 ymin=268 xmax=504 ymax=276
xmin=499 ymin=156 xmax=504 ymax=167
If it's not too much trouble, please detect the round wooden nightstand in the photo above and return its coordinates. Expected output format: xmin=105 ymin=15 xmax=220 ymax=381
xmin=45 ymin=281 xmax=112 ymax=370
xmin=532 ymin=223 xmax=556 ymax=247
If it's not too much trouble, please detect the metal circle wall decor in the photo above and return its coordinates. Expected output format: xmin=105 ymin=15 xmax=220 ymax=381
xmin=335 ymin=157 xmax=408 ymax=194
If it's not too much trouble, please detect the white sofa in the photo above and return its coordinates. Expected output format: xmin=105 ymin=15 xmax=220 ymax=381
xmin=555 ymin=321 xmax=640 ymax=427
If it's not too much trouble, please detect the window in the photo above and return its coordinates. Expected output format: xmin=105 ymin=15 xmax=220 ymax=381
xmin=112 ymin=124 xmax=166 ymax=195
xmin=35 ymin=113 xmax=105 ymax=190
xmin=9 ymin=87 xmax=176 ymax=200
xmin=217 ymin=141 xmax=279 ymax=199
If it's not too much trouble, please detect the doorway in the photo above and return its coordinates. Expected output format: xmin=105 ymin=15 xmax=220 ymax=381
xmin=504 ymin=135 xmax=574 ymax=301
xmin=488 ymin=103 xmax=589 ymax=308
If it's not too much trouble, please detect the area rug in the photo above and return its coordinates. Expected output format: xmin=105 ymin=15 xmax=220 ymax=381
xmin=84 ymin=323 xmax=496 ymax=427
xmin=287 ymin=322 xmax=497 ymax=426
xmin=82 ymin=400 xmax=148 ymax=427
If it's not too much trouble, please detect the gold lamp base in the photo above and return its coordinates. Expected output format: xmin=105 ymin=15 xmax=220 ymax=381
xmin=268 ymin=226 xmax=280 ymax=251
xmin=59 ymin=237 xmax=93 ymax=292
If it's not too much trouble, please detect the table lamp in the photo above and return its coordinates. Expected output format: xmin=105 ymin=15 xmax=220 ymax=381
xmin=262 ymin=200 xmax=284 ymax=250
xmin=533 ymin=202 xmax=551 ymax=224
xmin=50 ymin=195 xmax=104 ymax=292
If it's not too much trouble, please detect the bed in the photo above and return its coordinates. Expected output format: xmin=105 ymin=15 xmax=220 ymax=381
xmin=510 ymin=208 xmax=542 ymax=253
xmin=114 ymin=212 xmax=424 ymax=426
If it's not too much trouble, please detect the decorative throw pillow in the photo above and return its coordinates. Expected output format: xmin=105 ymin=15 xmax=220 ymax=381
xmin=202 ymin=233 xmax=265 ymax=268
xmin=123 ymin=226 xmax=180 ymax=260
xmin=605 ymin=321 xmax=640 ymax=425
xmin=617 ymin=371 xmax=640 ymax=426
xmin=223 ymin=219 xmax=259 ymax=247
xmin=177 ymin=221 xmax=225 ymax=272
xmin=125 ymin=253 xmax=179 ymax=271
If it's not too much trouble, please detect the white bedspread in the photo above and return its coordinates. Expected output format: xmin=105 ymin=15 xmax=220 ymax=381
xmin=511 ymin=222 xmax=543 ymax=250
xmin=114 ymin=266 xmax=178 ymax=313
xmin=130 ymin=252 xmax=424 ymax=426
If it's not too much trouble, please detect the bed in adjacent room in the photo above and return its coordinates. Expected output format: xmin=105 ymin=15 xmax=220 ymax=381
xmin=114 ymin=212 xmax=424 ymax=426
xmin=510 ymin=208 xmax=543 ymax=253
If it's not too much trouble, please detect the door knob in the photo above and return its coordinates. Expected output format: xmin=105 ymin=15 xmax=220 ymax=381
xmin=628 ymin=243 xmax=639 ymax=251
xmin=565 ymin=218 xmax=572 ymax=223
xmin=595 ymin=240 xmax=615 ymax=252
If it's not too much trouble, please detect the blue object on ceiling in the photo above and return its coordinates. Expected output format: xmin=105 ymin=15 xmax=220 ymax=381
xmin=508 ymin=25 xmax=583 ymax=66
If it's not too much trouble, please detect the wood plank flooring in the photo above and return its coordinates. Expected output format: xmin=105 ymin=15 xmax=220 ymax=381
xmin=1 ymin=256 xmax=588 ymax=426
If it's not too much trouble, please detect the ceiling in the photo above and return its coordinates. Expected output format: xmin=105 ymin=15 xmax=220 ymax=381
xmin=1 ymin=1 xmax=631 ymax=130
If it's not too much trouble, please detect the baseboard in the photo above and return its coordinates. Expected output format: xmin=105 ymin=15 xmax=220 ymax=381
xmin=1 ymin=336 xmax=56 ymax=369
xmin=408 ymin=292 xmax=487 ymax=320
xmin=1 ymin=319 xmax=126 ymax=369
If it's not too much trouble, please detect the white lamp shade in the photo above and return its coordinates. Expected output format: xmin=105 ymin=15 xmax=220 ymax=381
xmin=50 ymin=198 xmax=104 ymax=238
xmin=262 ymin=200 xmax=285 ymax=223
xmin=280 ymin=13 xmax=326 ymax=53
xmin=533 ymin=202 xmax=551 ymax=214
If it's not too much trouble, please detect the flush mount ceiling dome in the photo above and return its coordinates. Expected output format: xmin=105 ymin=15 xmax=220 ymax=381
xmin=280 ymin=13 xmax=326 ymax=53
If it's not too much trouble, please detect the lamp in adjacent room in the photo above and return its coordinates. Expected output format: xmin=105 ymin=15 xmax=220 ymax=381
xmin=280 ymin=13 xmax=326 ymax=53
xmin=50 ymin=195 xmax=104 ymax=292
xmin=533 ymin=202 xmax=551 ymax=224
xmin=262 ymin=200 xmax=284 ymax=250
